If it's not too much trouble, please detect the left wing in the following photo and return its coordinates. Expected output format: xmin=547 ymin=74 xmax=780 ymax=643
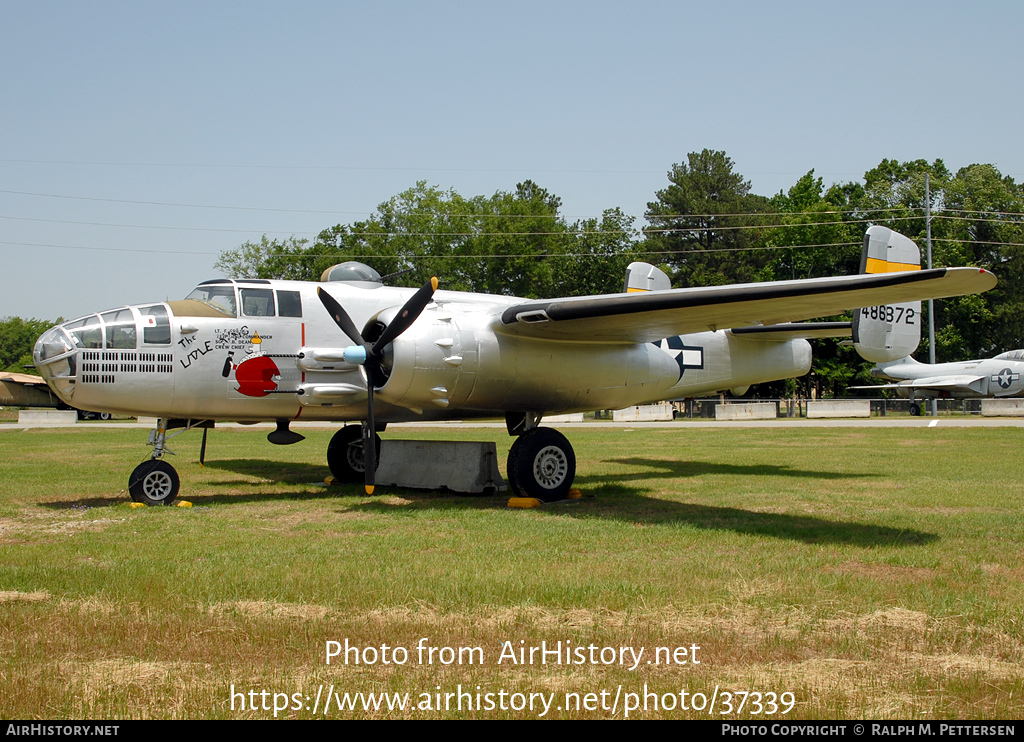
xmin=494 ymin=268 xmax=995 ymax=343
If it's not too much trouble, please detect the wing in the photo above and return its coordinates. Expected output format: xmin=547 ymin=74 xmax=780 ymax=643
xmin=849 ymin=376 xmax=987 ymax=394
xmin=494 ymin=268 xmax=995 ymax=343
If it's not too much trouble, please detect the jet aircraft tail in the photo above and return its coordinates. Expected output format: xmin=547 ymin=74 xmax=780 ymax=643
xmin=852 ymin=226 xmax=922 ymax=363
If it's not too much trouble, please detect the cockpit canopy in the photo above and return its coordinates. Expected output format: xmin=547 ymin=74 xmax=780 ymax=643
xmin=993 ymin=349 xmax=1024 ymax=361
xmin=320 ymin=261 xmax=382 ymax=285
xmin=180 ymin=280 xmax=304 ymax=318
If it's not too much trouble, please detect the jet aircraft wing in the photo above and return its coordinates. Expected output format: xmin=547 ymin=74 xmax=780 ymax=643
xmin=850 ymin=376 xmax=988 ymax=394
xmin=494 ymin=268 xmax=995 ymax=343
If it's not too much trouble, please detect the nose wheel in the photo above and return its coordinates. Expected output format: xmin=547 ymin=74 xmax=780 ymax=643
xmin=128 ymin=459 xmax=180 ymax=506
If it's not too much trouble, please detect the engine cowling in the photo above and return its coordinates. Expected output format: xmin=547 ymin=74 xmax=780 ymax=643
xmin=374 ymin=307 xmax=478 ymax=412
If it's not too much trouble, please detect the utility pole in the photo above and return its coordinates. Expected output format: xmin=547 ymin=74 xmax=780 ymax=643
xmin=926 ymin=173 xmax=937 ymax=417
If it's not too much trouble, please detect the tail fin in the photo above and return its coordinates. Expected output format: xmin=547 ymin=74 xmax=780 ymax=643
xmin=624 ymin=262 xmax=671 ymax=293
xmin=852 ymin=226 xmax=922 ymax=363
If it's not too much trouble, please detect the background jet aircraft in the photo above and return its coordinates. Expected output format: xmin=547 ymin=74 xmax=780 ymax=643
xmin=848 ymin=227 xmax=1022 ymax=415
xmin=33 ymin=226 xmax=995 ymax=505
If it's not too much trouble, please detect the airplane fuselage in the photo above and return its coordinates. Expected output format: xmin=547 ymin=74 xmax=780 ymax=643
xmin=874 ymin=355 xmax=1024 ymax=399
xmin=34 ymin=278 xmax=811 ymax=422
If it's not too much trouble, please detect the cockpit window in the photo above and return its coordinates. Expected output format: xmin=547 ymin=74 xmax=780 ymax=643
xmin=141 ymin=305 xmax=171 ymax=345
xmin=277 ymin=290 xmax=302 ymax=317
xmin=240 ymin=288 xmax=275 ymax=317
xmin=64 ymin=315 xmax=103 ymax=349
xmin=185 ymin=285 xmax=237 ymax=317
xmin=101 ymin=309 xmax=137 ymax=349
xmin=35 ymin=326 xmax=75 ymax=362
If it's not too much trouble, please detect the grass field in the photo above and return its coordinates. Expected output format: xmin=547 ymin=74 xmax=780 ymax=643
xmin=1 ymin=424 xmax=1022 ymax=719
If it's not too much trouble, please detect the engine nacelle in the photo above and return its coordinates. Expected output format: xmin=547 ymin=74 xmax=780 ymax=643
xmin=375 ymin=307 xmax=479 ymax=412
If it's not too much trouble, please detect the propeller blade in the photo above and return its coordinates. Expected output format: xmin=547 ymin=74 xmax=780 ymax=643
xmin=363 ymin=387 xmax=376 ymax=495
xmin=371 ymin=277 xmax=438 ymax=355
xmin=199 ymin=427 xmax=208 ymax=467
xmin=317 ymin=287 xmax=365 ymax=346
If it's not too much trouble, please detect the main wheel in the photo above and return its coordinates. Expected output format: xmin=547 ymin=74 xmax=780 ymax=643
xmin=909 ymin=403 xmax=921 ymax=416
xmin=506 ymin=428 xmax=576 ymax=502
xmin=327 ymin=426 xmax=382 ymax=482
xmin=128 ymin=459 xmax=180 ymax=506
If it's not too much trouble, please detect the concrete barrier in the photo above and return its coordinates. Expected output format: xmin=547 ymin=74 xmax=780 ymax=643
xmin=18 ymin=409 xmax=78 ymax=425
xmin=544 ymin=413 xmax=585 ymax=423
xmin=375 ymin=440 xmax=506 ymax=493
xmin=613 ymin=404 xmax=674 ymax=422
xmin=982 ymin=398 xmax=1024 ymax=417
xmin=715 ymin=402 xmax=777 ymax=421
xmin=807 ymin=400 xmax=871 ymax=418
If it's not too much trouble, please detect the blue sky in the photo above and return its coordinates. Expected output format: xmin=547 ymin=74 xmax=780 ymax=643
xmin=2 ymin=1 xmax=1021 ymax=320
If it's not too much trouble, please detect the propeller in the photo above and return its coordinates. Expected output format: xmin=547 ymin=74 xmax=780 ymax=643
xmin=317 ymin=277 xmax=438 ymax=494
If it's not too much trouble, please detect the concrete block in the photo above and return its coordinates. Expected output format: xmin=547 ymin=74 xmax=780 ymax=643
xmin=613 ymin=404 xmax=675 ymax=422
xmin=544 ymin=413 xmax=585 ymax=423
xmin=982 ymin=398 xmax=1024 ymax=416
xmin=807 ymin=400 xmax=871 ymax=418
xmin=715 ymin=402 xmax=777 ymax=420
xmin=137 ymin=417 xmax=159 ymax=426
xmin=375 ymin=440 xmax=506 ymax=494
xmin=18 ymin=409 xmax=78 ymax=425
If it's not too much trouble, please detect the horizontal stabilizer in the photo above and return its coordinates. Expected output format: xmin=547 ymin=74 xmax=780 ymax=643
xmin=730 ymin=322 xmax=851 ymax=341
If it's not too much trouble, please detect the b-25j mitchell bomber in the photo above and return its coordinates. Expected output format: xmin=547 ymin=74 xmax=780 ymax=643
xmin=33 ymin=226 xmax=995 ymax=505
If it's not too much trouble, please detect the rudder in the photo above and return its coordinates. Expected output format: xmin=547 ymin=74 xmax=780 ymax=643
xmin=852 ymin=226 xmax=922 ymax=363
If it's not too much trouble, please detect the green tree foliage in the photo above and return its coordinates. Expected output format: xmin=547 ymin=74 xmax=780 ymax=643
xmin=644 ymin=149 xmax=769 ymax=288
xmin=761 ymin=170 xmax=865 ymax=281
xmin=0 ymin=317 xmax=56 ymax=372
xmin=217 ymin=181 xmax=641 ymax=299
xmin=937 ymin=164 xmax=1024 ymax=356
xmin=214 ymin=236 xmax=312 ymax=281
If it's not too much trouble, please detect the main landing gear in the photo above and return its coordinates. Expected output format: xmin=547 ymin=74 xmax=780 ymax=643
xmin=505 ymin=427 xmax=577 ymax=502
xmin=326 ymin=425 xmax=382 ymax=483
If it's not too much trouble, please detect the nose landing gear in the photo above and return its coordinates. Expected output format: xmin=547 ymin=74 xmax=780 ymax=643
xmin=128 ymin=459 xmax=180 ymax=505
xmin=127 ymin=419 xmax=189 ymax=506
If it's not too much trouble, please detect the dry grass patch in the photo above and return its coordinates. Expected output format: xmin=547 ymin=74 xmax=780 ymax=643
xmin=0 ymin=589 xmax=50 ymax=603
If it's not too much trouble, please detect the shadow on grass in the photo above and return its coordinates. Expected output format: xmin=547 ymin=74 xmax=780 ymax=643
xmin=567 ymin=484 xmax=936 ymax=546
xmin=586 ymin=458 xmax=876 ymax=482
xmin=43 ymin=457 xmax=935 ymax=547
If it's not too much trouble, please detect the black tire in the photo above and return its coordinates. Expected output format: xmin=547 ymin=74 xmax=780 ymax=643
xmin=506 ymin=428 xmax=576 ymax=502
xmin=128 ymin=459 xmax=180 ymax=506
xmin=909 ymin=403 xmax=921 ymax=416
xmin=98 ymin=412 xmax=111 ymax=421
xmin=327 ymin=426 xmax=382 ymax=482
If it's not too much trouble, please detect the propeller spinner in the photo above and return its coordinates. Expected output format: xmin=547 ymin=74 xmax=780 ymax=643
xmin=317 ymin=277 xmax=438 ymax=494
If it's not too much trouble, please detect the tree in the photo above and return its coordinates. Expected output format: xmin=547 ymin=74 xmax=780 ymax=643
xmin=558 ymin=209 xmax=643 ymax=296
xmin=216 ymin=181 xmax=642 ymax=299
xmin=644 ymin=149 xmax=769 ymax=288
xmin=937 ymin=164 xmax=1024 ymax=357
xmin=0 ymin=317 xmax=56 ymax=372
xmin=760 ymin=170 xmax=865 ymax=281
xmin=214 ymin=236 xmax=311 ymax=280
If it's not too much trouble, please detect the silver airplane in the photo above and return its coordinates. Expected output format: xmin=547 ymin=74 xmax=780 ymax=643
xmin=847 ymin=227 xmax=1023 ymax=415
xmin=33 ymin=227 xmax=995 ymax=505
